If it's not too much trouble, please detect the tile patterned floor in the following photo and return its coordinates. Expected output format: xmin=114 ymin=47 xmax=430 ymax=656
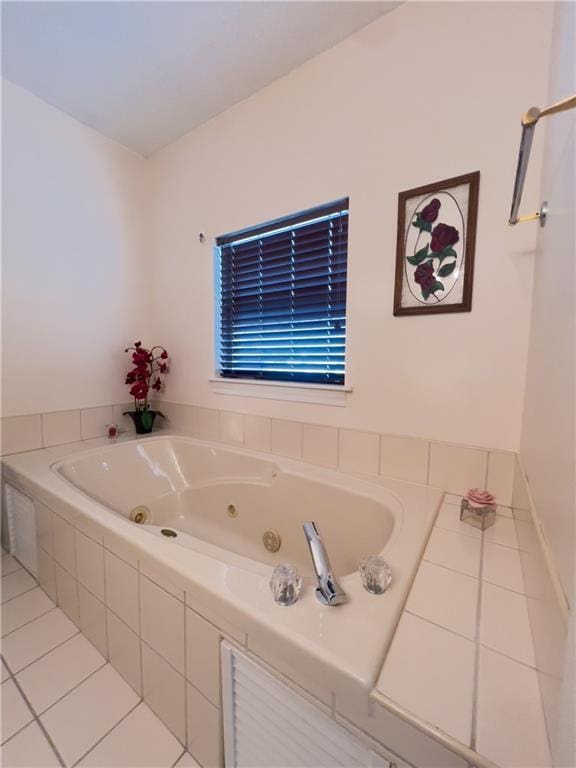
xmin=1 ymin=549 xmax=200 ymax=768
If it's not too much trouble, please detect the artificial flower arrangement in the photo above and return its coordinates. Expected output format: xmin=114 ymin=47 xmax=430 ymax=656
xmin=123 ymin=341 xmax=168 ymax=434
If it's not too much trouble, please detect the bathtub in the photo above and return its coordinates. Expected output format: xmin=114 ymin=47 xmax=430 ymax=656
xmin=2 ymin=433 xmax=442 ymax=695
xmin=54 ymin=437 xmax=395 ymax=578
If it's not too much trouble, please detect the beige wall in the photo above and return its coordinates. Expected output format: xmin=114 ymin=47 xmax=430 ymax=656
xmin=149 ymin=1 xmax=552 ymax=452
xmin=1 ymin=80 xmax=151 ymax=416
xmin=520 ymin=0 xmax=575 ymax=606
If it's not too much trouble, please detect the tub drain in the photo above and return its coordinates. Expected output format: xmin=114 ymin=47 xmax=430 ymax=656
xmin=130 ymin=505 xmax=150 ymax=524
xmin=161 ymin=528 xmax=178 ymax=538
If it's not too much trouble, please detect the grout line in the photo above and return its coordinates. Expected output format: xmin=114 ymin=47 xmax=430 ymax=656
xmin=70 ymin=699 xmax=142 ymax=767
xmin=425 ymin=441 xmax=431 ymax=485
xmin=470 ymin=527 xmax=486 ymax=751
xmin=422 ymin=556 xmax=480 ymax=580
xmin=8 ymin=629 xmax=81 ymax=676
xmin=477 ymin=642 xmax=539 ymax=672
xmin=1 ymin=605 xmax=57 ymax=639
xmin=170 ymin=748 xmax=187 ymax=768
xmin=4 ymin=658 xmax=67 ymax=767
xmin=1 ymin=583 xmax=39 ymax=605
xmin=183 ymin=591 xmax=189 ymax=748
xmin=140 ymin=637 xmax=186 ymax=681
xmin=404 ymin=610 xmax=476 ymax=644
xmin=35 ymin=660 xmax=108 ymax=718
xmin=137 ymin=566 xmax=145 ymax=695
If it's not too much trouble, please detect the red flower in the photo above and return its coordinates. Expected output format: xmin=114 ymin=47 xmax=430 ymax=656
xmin=420 ymin=198 xmax=441 ymax=224
xmin=159 ymin=363 xmax=167 ymax=373
xmin=430 ymin=223 xmax=459 ymax=253
xmin=129 ymin=381 xmax=149 ymax=400
xmin=414 ymin=262 xmax=436 ymax=292
xmin=134 ymin=341 xmax=142 ymax=348
xmin=151 ymin=377 xmax=162 ymax=391
xmin=160 ymin=350 xmax=168 ymax=360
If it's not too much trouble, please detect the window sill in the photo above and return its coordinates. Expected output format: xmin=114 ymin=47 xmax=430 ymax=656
xmin=209 ymin=378 xmax=352 ymax=406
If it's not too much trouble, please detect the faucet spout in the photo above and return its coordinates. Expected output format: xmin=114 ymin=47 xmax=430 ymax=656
xmin=302 ymin=522 xmax=347 ymax=606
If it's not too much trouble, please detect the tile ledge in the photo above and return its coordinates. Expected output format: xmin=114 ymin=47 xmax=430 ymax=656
xmin=370 ymin=690 xmax=500 ymax=768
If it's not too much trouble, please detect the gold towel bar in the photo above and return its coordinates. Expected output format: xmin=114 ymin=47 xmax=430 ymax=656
xmin=509 ymin=94 xmax=576 ymax=226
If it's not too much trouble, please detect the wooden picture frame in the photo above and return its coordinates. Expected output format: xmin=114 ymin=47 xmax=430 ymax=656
xmin=393 ymin=171 xmax=480 ymax=316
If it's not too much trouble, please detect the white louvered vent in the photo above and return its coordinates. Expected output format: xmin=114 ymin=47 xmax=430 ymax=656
xmin=221 ymin=643 xmax=397 ymax=768
xmin=4 ymin=483 xmax=38 ymax=575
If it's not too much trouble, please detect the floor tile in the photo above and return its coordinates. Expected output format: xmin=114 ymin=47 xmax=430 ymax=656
xmin=424 ymin=528 xmax=482 ymax=577
xmin=16 ymin=633 xmax=105 ymax=713
xmin=1 ymin=679 xmax=34 ymax=743
xmin=0 ymin=721 xmax=61 ymax=767
xmin=484 ymin=517 xmax=519 ymax=549
xmin=2 ymin=608 xmax=78 ymax=673
xmin=173 ymin=752 xmax=201 ymax=767
xmin=1 ymin=659 xmax=10 ymax=682
xmin=40 ymin=664 xmax=139 ymax=766
xmin=1 ymin=588 xmax=55 ymax=636
xmin=406 ymin=561 xmax=479 ymax=639
xmin=377 ymin=613 xmax=475 ymax=743
xmin=434 ymin=503 xmax=482 ymax=539
xmin=2 ymin=569 xmax=37 ymax=603
xmin=1 ymin=554 xmax=22 ymax=577
xmin=78 ymin=703 xmax=183 ymax=767
xmin=483 ymin=542 xmax=525 ymax=593
xmin=476 ymin=647 xmax=550 ymax=767
xmin=480 ymin=582 xmax=535 ymax=667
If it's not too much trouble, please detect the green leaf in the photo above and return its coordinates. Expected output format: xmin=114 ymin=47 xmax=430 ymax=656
xmin=442 ymin=246 xmax=457 ymax=259
xmin=411 ymin=213 xmax=432 ymax=233
xmin=407 ymin=244 xmax=430 ymax=265
xmin=438 ymin=261 xmax=456 ymax=277
xmin=431 ymin=280 xmax=445 ymax=293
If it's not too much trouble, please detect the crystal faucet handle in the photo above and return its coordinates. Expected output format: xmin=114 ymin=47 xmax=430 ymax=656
xmin=270 ymin=564 xmax=302 ymax=606
xmin=359 ymin=555 xmax=392 ymax=595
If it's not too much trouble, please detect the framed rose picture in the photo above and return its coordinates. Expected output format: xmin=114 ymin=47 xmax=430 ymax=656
xmin=393 ymin=171 xmax=480 ymax=316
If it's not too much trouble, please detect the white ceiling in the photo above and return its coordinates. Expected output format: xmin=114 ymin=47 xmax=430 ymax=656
xmin=2 ymin=1 xmax=399 ymax=156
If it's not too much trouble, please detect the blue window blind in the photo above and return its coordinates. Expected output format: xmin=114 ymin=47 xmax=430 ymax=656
xmin=216 ymin=199 xmax=349 ymax=385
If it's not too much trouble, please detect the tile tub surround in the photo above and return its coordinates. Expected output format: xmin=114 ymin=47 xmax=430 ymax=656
xmin=375 ymin=498 xmax=552 ymax=768
xmin=0 ymin=555 xmax=200 ymax=768
xmin=2 ymin=401 xmax=516 ymax=506
xmin=0 ymin=437 xmax=560 ymax=768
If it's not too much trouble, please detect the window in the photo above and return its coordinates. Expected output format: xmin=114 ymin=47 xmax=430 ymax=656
xmin=215 ymin=199 xmax=349 ymax=386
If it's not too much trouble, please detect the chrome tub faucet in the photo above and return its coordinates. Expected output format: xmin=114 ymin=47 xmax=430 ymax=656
xmin=302 ymin=522 xmax=347 ymax=606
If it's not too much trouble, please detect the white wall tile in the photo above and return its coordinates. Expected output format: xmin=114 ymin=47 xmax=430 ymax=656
xmin=338 ymin=430 xmax=379 ymax=476
xmin=476 ymin=647 xmax=550 ymax=767
xmin=34 ymin=501 xmax=54 ymax=555
xmin=42 ymin=410 xmax=81 ymax=447
xmin=377 ymin=612 xmax=475 ymax=744
xmin=302 ymin=424 xmax=338 ymax=467
xmin=220 ymin=412 xmax=244 ymax=445
xmin=142 ymin=642 xmax=186 ymax=744
xmin=185 ymin=609 xmax=220 ymax=706
xmin=78 ymin=585 xmax=108 ymax=658
xmin=480 ymin=582 xmax=535 ymax=666
xmin=37 ymin=548 xmax=57 ymax=601
xmin=186 ymin=683 xmax=221 ymax=768
xmin=429 ymin=442 xmax=488 ymax=494
xmin=80 ymin=406 xmax=114 ymax=440
xmin=53 ymin=514 xmax=77 ymax=576
xmin=487 ymin=451 xmax=515 ymax=507
xmin=76 ymin=531 xmax=105 ymax=600
xmin=1 ymin=414 xmax=43 ymax=455
xmin=104 ymin=550 xmax=139 ymax=632
xmin=271 ymin=419 xmax=302 ymax=459
xmin=244 ymin=415 xmax=271 ymax=452
xmin=140 ymin=576 xmax=185 ymax=674
xmin=107 ymin=609 xmax=142 ymax=695
xmin=161 ymin=403 xmax=197 ymax=435
xmin=379 ymin=435 xmax=429 ymax=483
xmin=196 ymin=408 xmax=220 ymax=441
xmin=406 ymin=561 xmax=479 ymax=639
xmin=55 ymin=563 xmax=80 ymax=627
xmin=112 ymin=403 xmax=135 ymax=435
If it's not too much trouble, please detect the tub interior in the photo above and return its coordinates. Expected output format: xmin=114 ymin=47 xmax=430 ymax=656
xmin=55 ymin=438 xmax=395 ymax=576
